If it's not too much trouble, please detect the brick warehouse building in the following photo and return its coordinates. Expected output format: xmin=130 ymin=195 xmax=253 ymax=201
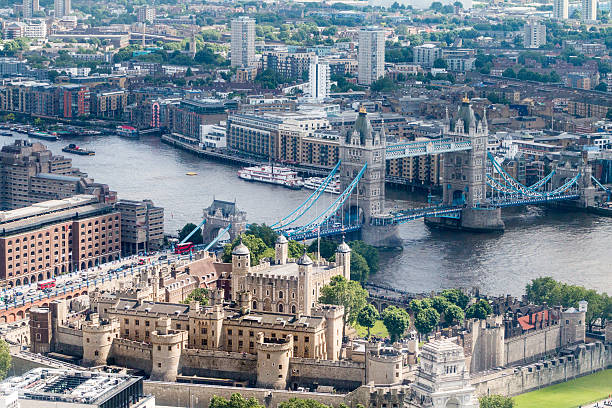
xmin=0 ymin=195 xmax=120 ymax=288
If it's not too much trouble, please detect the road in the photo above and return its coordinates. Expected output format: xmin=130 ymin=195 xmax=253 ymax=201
xmin=0 ymin=250 xmax=189 ymax=310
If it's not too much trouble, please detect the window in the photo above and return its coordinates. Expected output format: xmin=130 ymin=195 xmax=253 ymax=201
xmin=95 ymin=351 xmax=99 ymax=356
xmin=202 ymin=339 xmax=208 ymax=346
xmin=201 ymin=328 xmax=207 ymax=335
xmin=135 ymin=320 xmax=139 ymax=326
xmin=124 ymin=319 xmax=129 ymax=324
xmin=238 ymin=330 xmax=243 ymax=336
xmin=145 ymin=321 xmax=150 ymax=327
xmin=228 ymin=329 xmax=232 ymax=335
xmin=267 ymin=353 xmax=270 ymax=359
xmin=305 ymin=336 xmax=309 ymax=343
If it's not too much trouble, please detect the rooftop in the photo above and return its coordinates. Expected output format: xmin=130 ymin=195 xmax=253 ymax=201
xmin=0 ymin=368 xmax=142 ymax=406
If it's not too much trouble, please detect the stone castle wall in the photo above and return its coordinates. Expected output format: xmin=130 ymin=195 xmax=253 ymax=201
xmin=54 ymin=326 xmax=83 ymax=356
xmin=109 ymin=337 xmax=152 ymax=373
xmin=289 ymin=358 xmax=365 ymax=391
xmin=143 ymin=381 xmax=348 ymax=408
xmin=504 ymin=326 xmax=561 ymax=366
xmin=179 ymin=349 xmax=257 ymax=382
xmin=472 ymin=342 xmax=611 ymax=397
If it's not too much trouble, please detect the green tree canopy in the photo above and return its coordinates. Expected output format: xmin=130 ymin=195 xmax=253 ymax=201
xmin=178 ymin=223 xmax=203 ymax=245
xmin=319 ymin=275 xmax=368 ymax=337
xmin=222 ymin=235 xmax=271 ymax=266
xmin=444 ymin=304 xmax=465 ymax=326
xmin=479 ymin=394 xmax=514 ymax=408
xmin=440 ymin=289 xmax=470 ymax=310
xmin=246 ymin=224 xmax=278 ymax=248
xmin=181 ymin=288 xmax=208 ymax=305
xmin=465 ymin=299 xmax=493 ymax=320
xmin=0 ymin=339 xmax=10 ymax=380
xmin=350 ymin=252 xmax=370 ymax=283
xmin=431 ymin=296 xmax=451 ymax=315
xmin=357 ymin=303 xmax=379 ymax=338
xmin=381 ymin=305 xmax=410 ymax=342
xmin=414 ymin=307 xmax=440 ymax=337
xmin=349 ymin=241 xmax=379 ymax=274
xmin=209 ymin=393 xmax=264 ymax=408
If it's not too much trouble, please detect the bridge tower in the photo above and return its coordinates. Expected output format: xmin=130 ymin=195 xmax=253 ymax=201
xmin=202 ymin=199 xmax=247 ymax=243
xmin=426 ymin=98 xmax=504 ymax=232
xmin=339 ymin=107 xmax=400 ymax=246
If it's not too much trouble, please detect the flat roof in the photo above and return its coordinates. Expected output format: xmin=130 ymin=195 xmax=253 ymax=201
xmin=0 ymin=368 xmax=141 ymax=406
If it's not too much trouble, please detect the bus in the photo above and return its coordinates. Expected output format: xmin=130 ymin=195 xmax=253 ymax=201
xmin=175 ymin=242 xmax=194 ymax=254
xmin=37 ymin=279 xmax=56 ymax=290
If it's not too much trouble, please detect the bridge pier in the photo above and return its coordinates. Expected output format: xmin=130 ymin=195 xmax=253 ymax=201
xmin=360 ymin=224 xmax=402 ymax=247
xmin=424 ymin=207 xmax=504 ymax=232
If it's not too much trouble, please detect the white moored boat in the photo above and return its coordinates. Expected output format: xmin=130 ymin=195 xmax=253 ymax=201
xmin=238 ymin=165 xmax=304 ymax=189
xmin=303 ymin=176 xmax=341 ymax=194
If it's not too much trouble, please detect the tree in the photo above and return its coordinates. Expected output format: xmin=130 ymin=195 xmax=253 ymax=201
xmin=594 ymin=82 xmax=607 ymax=92
xmin=287 ymin=240 xmax=305 ymax=259
xmin=349 ymin=241 xmax=379 ymax=274
xmin=370 ymin=76 xmax=395 ymax=92
xmin=185 ymin=67 xmax=193 ymax=77
xmin=209 ymin=393 xmax=264 ymax=408
xmin=430 ymin=1 xmax=443 ymax=11
xmin=181 ymin=288 xmax=208 ymax=305
xmin=246 ymin=224 xmax=278 ymax=248
xmin=319 ymin=275 xmax=368 ymax=338
xmin=465 ymin=299 xmax=493 ymax=320
xmin=444 ymin=304 xmax=465 ymax=326
xmin=3 ymin=113 xmax=15 ymax=122
xmin=479 ymin=395 xmax=514 ymax=408
xmin=178 ymin=223 xmax=203 ymax=245
xmin=0 ymin=339 xmax=10 ymax=380
xmin=433 ymin=58 xmax=448 ymax=69
xmin=357 ymin=304 xmax=379 ymax=337
xmin=409 ymin=298 xmax=433 ymax=315
xmin=431 ymin=296 xmax=451 ymax=315
xmin=414 ymin=307 xmax=440 ymax=337
xmin=222 ymin=235 xmax=271 ymax=266
xmin=279 ymin=399 xmax=332 ymax=408
xmin=441 ymin=289 xmax=470 ymax=310
xmin=308 ymin=238 xmax=337 ymax=260
xmin=454 ymin=1 xmax=463 ymax=8
xmin=350 ymin=252 xmax=370 ymax=283
xmin=382 ymin=306 xmax=410 ymax=342
xmin=502 ymin=68 xmax=516 ymax=78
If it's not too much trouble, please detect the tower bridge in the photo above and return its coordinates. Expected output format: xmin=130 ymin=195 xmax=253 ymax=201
xmin=263 ymin=101 xmax=597 ymax=247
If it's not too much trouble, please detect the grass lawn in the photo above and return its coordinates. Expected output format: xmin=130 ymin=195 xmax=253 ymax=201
xmin=513 ymin=369 xmax=612 ymax=408
xmin=354 ymin=319 xmax=389 ymax=338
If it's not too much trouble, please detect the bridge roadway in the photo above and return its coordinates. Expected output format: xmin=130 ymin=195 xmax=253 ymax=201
xmin=386 ymin=138 xmax=472 ymax=159
xmin=0 ymin=252 xmax=192 ymax=323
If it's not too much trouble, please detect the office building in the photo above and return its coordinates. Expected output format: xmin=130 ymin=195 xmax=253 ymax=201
xmin=358 ymin=27 xmax=385 ymax=85
xmin=0 ymin=140 xmax=115 ymax=210
xmin=413 ymin=44 xmax=442 ymax=68
xmin=582 ymin=0 xmax=597 ymax=21
xmin=0 ymin=368 xmax=154 ymax=408
xmin=231 ymin=16 xmax=255 ymax=68
xmin=524 ymin=21 xmax=546 ymax=49
xmin=0 ymin=195 xmax=121 ymax=287
xmin=137 ymin=5 xmax=155 ymax=23
xmin=553 ymin=0 xmax=569 ymax=19
xmin=262 ymin=50 xmax=313 ymax=80
xmin=116 ymin=199 xmax=164 ymax=255
xmin=308 ymin=56 xmax=330 ymax=102
xmin=54 ymin=0 xmax=70 ymax=18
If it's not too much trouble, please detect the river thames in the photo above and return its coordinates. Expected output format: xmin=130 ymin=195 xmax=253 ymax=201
xmin=4 ymin=133 xmax=611 ymax=296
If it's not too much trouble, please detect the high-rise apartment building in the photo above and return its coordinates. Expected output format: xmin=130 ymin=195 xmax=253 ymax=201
xmin=116 ymin=199 xmax=164 ymax=255
xmin=137 ymin=5 xmax=155 ymax=23
xmin=581 ymin=0 xmax=597 ymax=21
xmin=553 ymin=0 xmax=569 ymax=19
xmin=22 ymin=0 xmax=34 ymax=18
xmin=413 ymin=44 xmax=442 ymax=67
xmin=308 ymin=56 xmax=330 ymax=102
xmin=231 ymin=16 xmax=255 ymax=68
xmin=54 ymin=0 xmax=70 ymax=18
xmin=358 ymin=27 xmax=385 ymax=85
xmin=524 ymin=21 xmax=546 ymax=48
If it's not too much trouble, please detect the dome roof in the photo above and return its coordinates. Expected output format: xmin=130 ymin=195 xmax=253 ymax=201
xmin=276 ymin=235 xmax=288 ymax=244
xmin=297 ymin=253 xmax=313 ymax=266
xmin=336 ymin=240 xmax=351 ymax=253
xmin=232 ymin=241 xmax=250 ymax=256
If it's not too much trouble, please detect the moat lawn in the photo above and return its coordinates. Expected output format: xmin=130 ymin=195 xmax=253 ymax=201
xmin=354 ymin=320 xmax=389 ymax=338
xmin=513 ymin=369 xmax=612 ymax=408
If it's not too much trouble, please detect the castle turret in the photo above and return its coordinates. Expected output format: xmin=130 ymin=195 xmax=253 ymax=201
xmin=82 ymin=315 xmax=120 ymax=367
xmin=275 ymin=235 xmax=289 ymax=265
xmin=231 ymin=240 xmax=251 ymax=301
xmin=312 ymin=304 xmax=345 ymax=360
xmin=150 ymin=317 xmax=188 ymax=382
xmin=256 ymin=332 xmax=293 ymax=389
xmin=335 ymin=239 xmax=351 ymax=280
xmin=29 ymin=307 xmax=52 ymax=354
xmin=298 ymin=252 xmax=314 ymax=315
xmin=237 ymin=290 xmax=252 ymax=313
xmin=365 ymin=341 xmax=404 ymax=385
xmin=561 ymin=301 xmax=587 ymax=346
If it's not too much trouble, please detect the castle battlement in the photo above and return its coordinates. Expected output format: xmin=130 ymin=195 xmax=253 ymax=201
xmin=182 ymin=348 xmax=257 ymax=360
xmin=246 ymin=273 xmax=299 ymax=281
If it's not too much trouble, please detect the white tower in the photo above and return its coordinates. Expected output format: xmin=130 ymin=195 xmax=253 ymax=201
xmin=582 ymin=0 xmax=597 ymax=22
xmin=231 ymin=16 xmax=255 ymax=68
xmin=308 ymin=56 xmax=330 ymax=103
xmin=358 ymin=27 xmax=385 ymax=86
xmin=553 ymin=0 xmax=569 ymax=19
